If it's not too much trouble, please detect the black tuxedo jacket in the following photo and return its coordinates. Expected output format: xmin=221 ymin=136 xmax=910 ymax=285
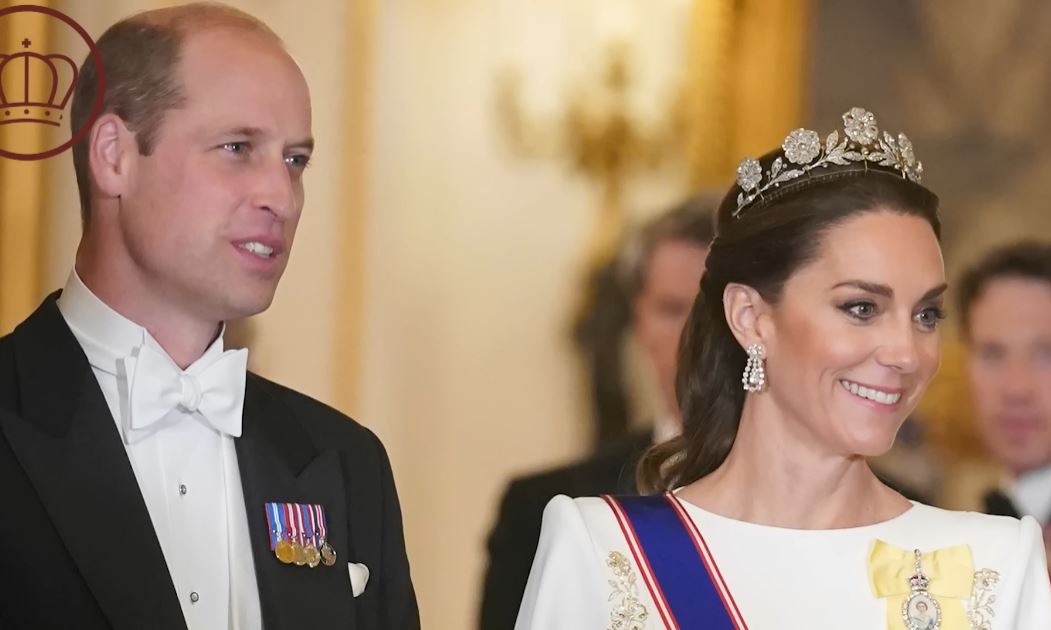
xmin=0 ymin=294 xmax=419 ymax=630
xmin=477 ymin=431 xmax=651 ymax=630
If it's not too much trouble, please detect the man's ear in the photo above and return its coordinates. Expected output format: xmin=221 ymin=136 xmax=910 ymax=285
xmin=87 ymin=113 xmax=137 ymax=203
xmin=723 ymin=283 xmax=772 ymax=349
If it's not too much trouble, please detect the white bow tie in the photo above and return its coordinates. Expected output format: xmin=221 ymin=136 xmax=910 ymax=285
xmin=121 ymin=343 xmax=248 ymax=444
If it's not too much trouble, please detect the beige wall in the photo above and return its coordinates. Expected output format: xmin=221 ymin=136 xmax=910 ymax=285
xmin=365 ymin=2 xmax=692 ymax=626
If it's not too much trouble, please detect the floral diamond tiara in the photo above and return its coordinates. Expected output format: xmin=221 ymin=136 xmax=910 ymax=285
xmin=733 ymin=107 xmax=924 ymax=217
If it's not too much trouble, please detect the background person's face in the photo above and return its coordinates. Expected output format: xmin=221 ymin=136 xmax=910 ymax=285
xmin=966 ymin=277 xmax=1051 ymax=474
xmin=632 ymin=238 xmax=708 ymax=414
xmin=761 ymin=211 xmax=945 ymax=458
xmin=116 ymin=28 xmax=313 ymax=323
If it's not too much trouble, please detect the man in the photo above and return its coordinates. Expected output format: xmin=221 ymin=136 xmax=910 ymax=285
xmin=959 ymin=242 xmax=1051 ymax=547
xmin=477 ymin=198 xmax=714 ymax=629
xmin=0 ymin=5 xmax=417 ymax=629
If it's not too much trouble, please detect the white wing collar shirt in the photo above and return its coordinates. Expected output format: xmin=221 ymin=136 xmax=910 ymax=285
xmin=57 ymin=270 xmax=262 ymax=630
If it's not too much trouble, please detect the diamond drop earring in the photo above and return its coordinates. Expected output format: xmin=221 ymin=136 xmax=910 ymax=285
xmin=742 ymin=344 xmax=766 ymax=393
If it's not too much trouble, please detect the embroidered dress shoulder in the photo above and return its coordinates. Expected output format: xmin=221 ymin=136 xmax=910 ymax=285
xmin=516 ymin=496 xmax=650 ymax=629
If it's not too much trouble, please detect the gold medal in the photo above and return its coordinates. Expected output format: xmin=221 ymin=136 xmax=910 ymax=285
xmin=305 ymin=542 xmax=321 ymax=568
xmin=292 ymin=541 xmax=307 ymax=566
xmin=275 ymin=538 xmax=295 ymax=564
xmin=320 ymin=541 xmax=337 ymax=566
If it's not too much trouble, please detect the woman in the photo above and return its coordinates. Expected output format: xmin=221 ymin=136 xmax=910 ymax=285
xmin=515 ymin=107 xmax=1051 ymax=629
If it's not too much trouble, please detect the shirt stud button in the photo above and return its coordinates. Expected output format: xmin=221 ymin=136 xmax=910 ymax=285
xmin=178 ymin=484 xmax=188 ymax=496
xmin=190 ymin=591 xmax=199 ymax=603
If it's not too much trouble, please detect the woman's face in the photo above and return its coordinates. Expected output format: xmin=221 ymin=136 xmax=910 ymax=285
xmin=761 ymin=210 xmax=945 ymax=457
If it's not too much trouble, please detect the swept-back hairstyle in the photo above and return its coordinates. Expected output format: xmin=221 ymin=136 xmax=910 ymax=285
xmin=638 ymin=149 xmax=941 ymax=492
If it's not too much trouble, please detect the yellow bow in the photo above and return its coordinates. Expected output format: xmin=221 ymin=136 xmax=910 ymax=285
xmin=867 ymin=540 xmax=973 ymax=630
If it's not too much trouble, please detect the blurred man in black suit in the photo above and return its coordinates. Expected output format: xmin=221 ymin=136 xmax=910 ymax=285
xmin=477 ymin=197 xmax=714 ymax=629
xmin=959 ymin=242 xmax=1051 ymax=569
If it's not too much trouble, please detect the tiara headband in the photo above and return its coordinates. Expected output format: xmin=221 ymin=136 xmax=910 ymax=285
xmin=732 ymin=107 xmax=924 ymax=217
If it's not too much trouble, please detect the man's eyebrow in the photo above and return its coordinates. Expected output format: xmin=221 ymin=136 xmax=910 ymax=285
xmin=287 ymin=137 xmax=314 ymax=152
xmin=222 ymin=127 xmax=314 ymax=152
xmin=224 ymin=126 xmax=265 ymax=138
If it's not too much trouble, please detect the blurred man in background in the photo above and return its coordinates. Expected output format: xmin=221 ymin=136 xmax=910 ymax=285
xmin=959 ymin=241 xmax=1051 ymax=568
xmin=477 ymin=196 xmax=714 ymax=629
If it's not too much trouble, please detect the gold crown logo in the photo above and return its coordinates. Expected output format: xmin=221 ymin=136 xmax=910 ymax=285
xmin=0 ymin=37 xmax=78 ymax=127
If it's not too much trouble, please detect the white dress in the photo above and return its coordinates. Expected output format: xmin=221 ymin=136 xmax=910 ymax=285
xmin=515 ymin=493 xmax=1051 ymax=629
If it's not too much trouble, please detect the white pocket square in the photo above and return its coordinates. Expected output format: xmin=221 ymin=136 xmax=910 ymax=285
xmin=347 ymin=562 xmax=370 ymax=597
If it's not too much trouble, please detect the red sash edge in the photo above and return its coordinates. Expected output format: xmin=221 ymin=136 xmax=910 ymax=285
xmin=664 ymin=493 xmax=750 ymax=630
xmin=602 ymin=495 xmax=679 ymax=630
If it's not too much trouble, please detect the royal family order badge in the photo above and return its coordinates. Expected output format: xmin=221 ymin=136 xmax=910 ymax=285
xmin=903 ymin=549 xmax=941 ymax=630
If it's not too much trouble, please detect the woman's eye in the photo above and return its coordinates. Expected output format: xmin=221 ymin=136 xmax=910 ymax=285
xmin=915 ymin=306 xmax=946 ymax=329
xmin=842 ymin=302 xmax=877 ymax=320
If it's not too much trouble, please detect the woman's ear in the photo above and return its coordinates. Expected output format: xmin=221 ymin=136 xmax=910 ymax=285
xmin=723 ymin=283 xmax=771 ymax=350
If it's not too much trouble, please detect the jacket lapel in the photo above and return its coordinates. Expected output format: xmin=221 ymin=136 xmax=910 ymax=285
xmin=236 ymin=375 xmax=357 ymax=630
xmin=0 ymin=295 xmax=186 ymax=629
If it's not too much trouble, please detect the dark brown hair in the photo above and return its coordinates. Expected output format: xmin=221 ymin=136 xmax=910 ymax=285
xmin=70 ymin=3 xmax=279 ymax=227
xmin=619 ymin=195 xmax=717 ymax=303
xmin=637 ymin=155 xmax=941 ymax=492
xmin=957 ymin=241 xmax=1051 ymax=336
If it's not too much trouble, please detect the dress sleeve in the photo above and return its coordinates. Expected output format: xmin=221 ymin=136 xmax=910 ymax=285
xmin=514 ymin=495 xmax=608 ymax=630
xmin=1000 ymin=515 xmax=1051 ymax=628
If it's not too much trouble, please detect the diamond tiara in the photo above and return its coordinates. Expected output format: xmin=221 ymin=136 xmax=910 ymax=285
xmin=733 ymin=107 xmax=924 ymax=217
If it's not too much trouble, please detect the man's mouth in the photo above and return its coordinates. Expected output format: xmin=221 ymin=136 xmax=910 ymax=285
xmin=237 ymin=241 xmax=276 ymax=259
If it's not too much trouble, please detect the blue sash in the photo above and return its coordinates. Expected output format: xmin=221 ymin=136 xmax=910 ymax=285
xmin=604 ymin=494 xmax=745 ymax=629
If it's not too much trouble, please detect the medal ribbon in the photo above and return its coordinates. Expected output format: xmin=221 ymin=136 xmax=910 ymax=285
xmin=868 ymin=540 xmax=974 ymax=629
xmin=316 ymin=504 xmax=328 ymax=542
xmin=294 ymin=503 xmax=307 ymax=546
xmin=285 ymin=502 xmax=299 ymax=545
xmin=604 ymin=494 xmax=746 ymax=629
xmin=304 ymin=502 xmax=315 ymax=546
xmin=305 ymin=504 xmax=317 ymax=547
xmin=264 ymin=502 xmax=283 ymax=550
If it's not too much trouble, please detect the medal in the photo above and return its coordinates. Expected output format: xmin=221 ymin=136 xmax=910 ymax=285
xmin=902 ymin=549 xmax=941 ymax=630
xmin=265 ymin=501 xmax=335 ymax=568
xmin=320 ymin=541 xmax=337 ymax=567
xmin=292 ymin=541 xmax=307 ymax=566
xmin=305 ymin=543 xmax=321 ymax=568
xmin=275 ymin=538 xmax=295 ymax=564
xmin=266 ymin=503 xmax=295 ymax=564
xmin=304 ymin=503 xmax=321 ymax=568
xmin=315 ymin=504 xmax=337 ymax=566
xmin=289 ymin=503 xmax=307 ymax=566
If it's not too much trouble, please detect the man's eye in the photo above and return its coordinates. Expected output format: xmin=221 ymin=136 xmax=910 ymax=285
xmin=222 ymin=142 xmax=249 ymax=154
xmin=978 ymin=346 xmax=1003 ymax=363
xmin=285 ymin=154 xmax=311 ymax=169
